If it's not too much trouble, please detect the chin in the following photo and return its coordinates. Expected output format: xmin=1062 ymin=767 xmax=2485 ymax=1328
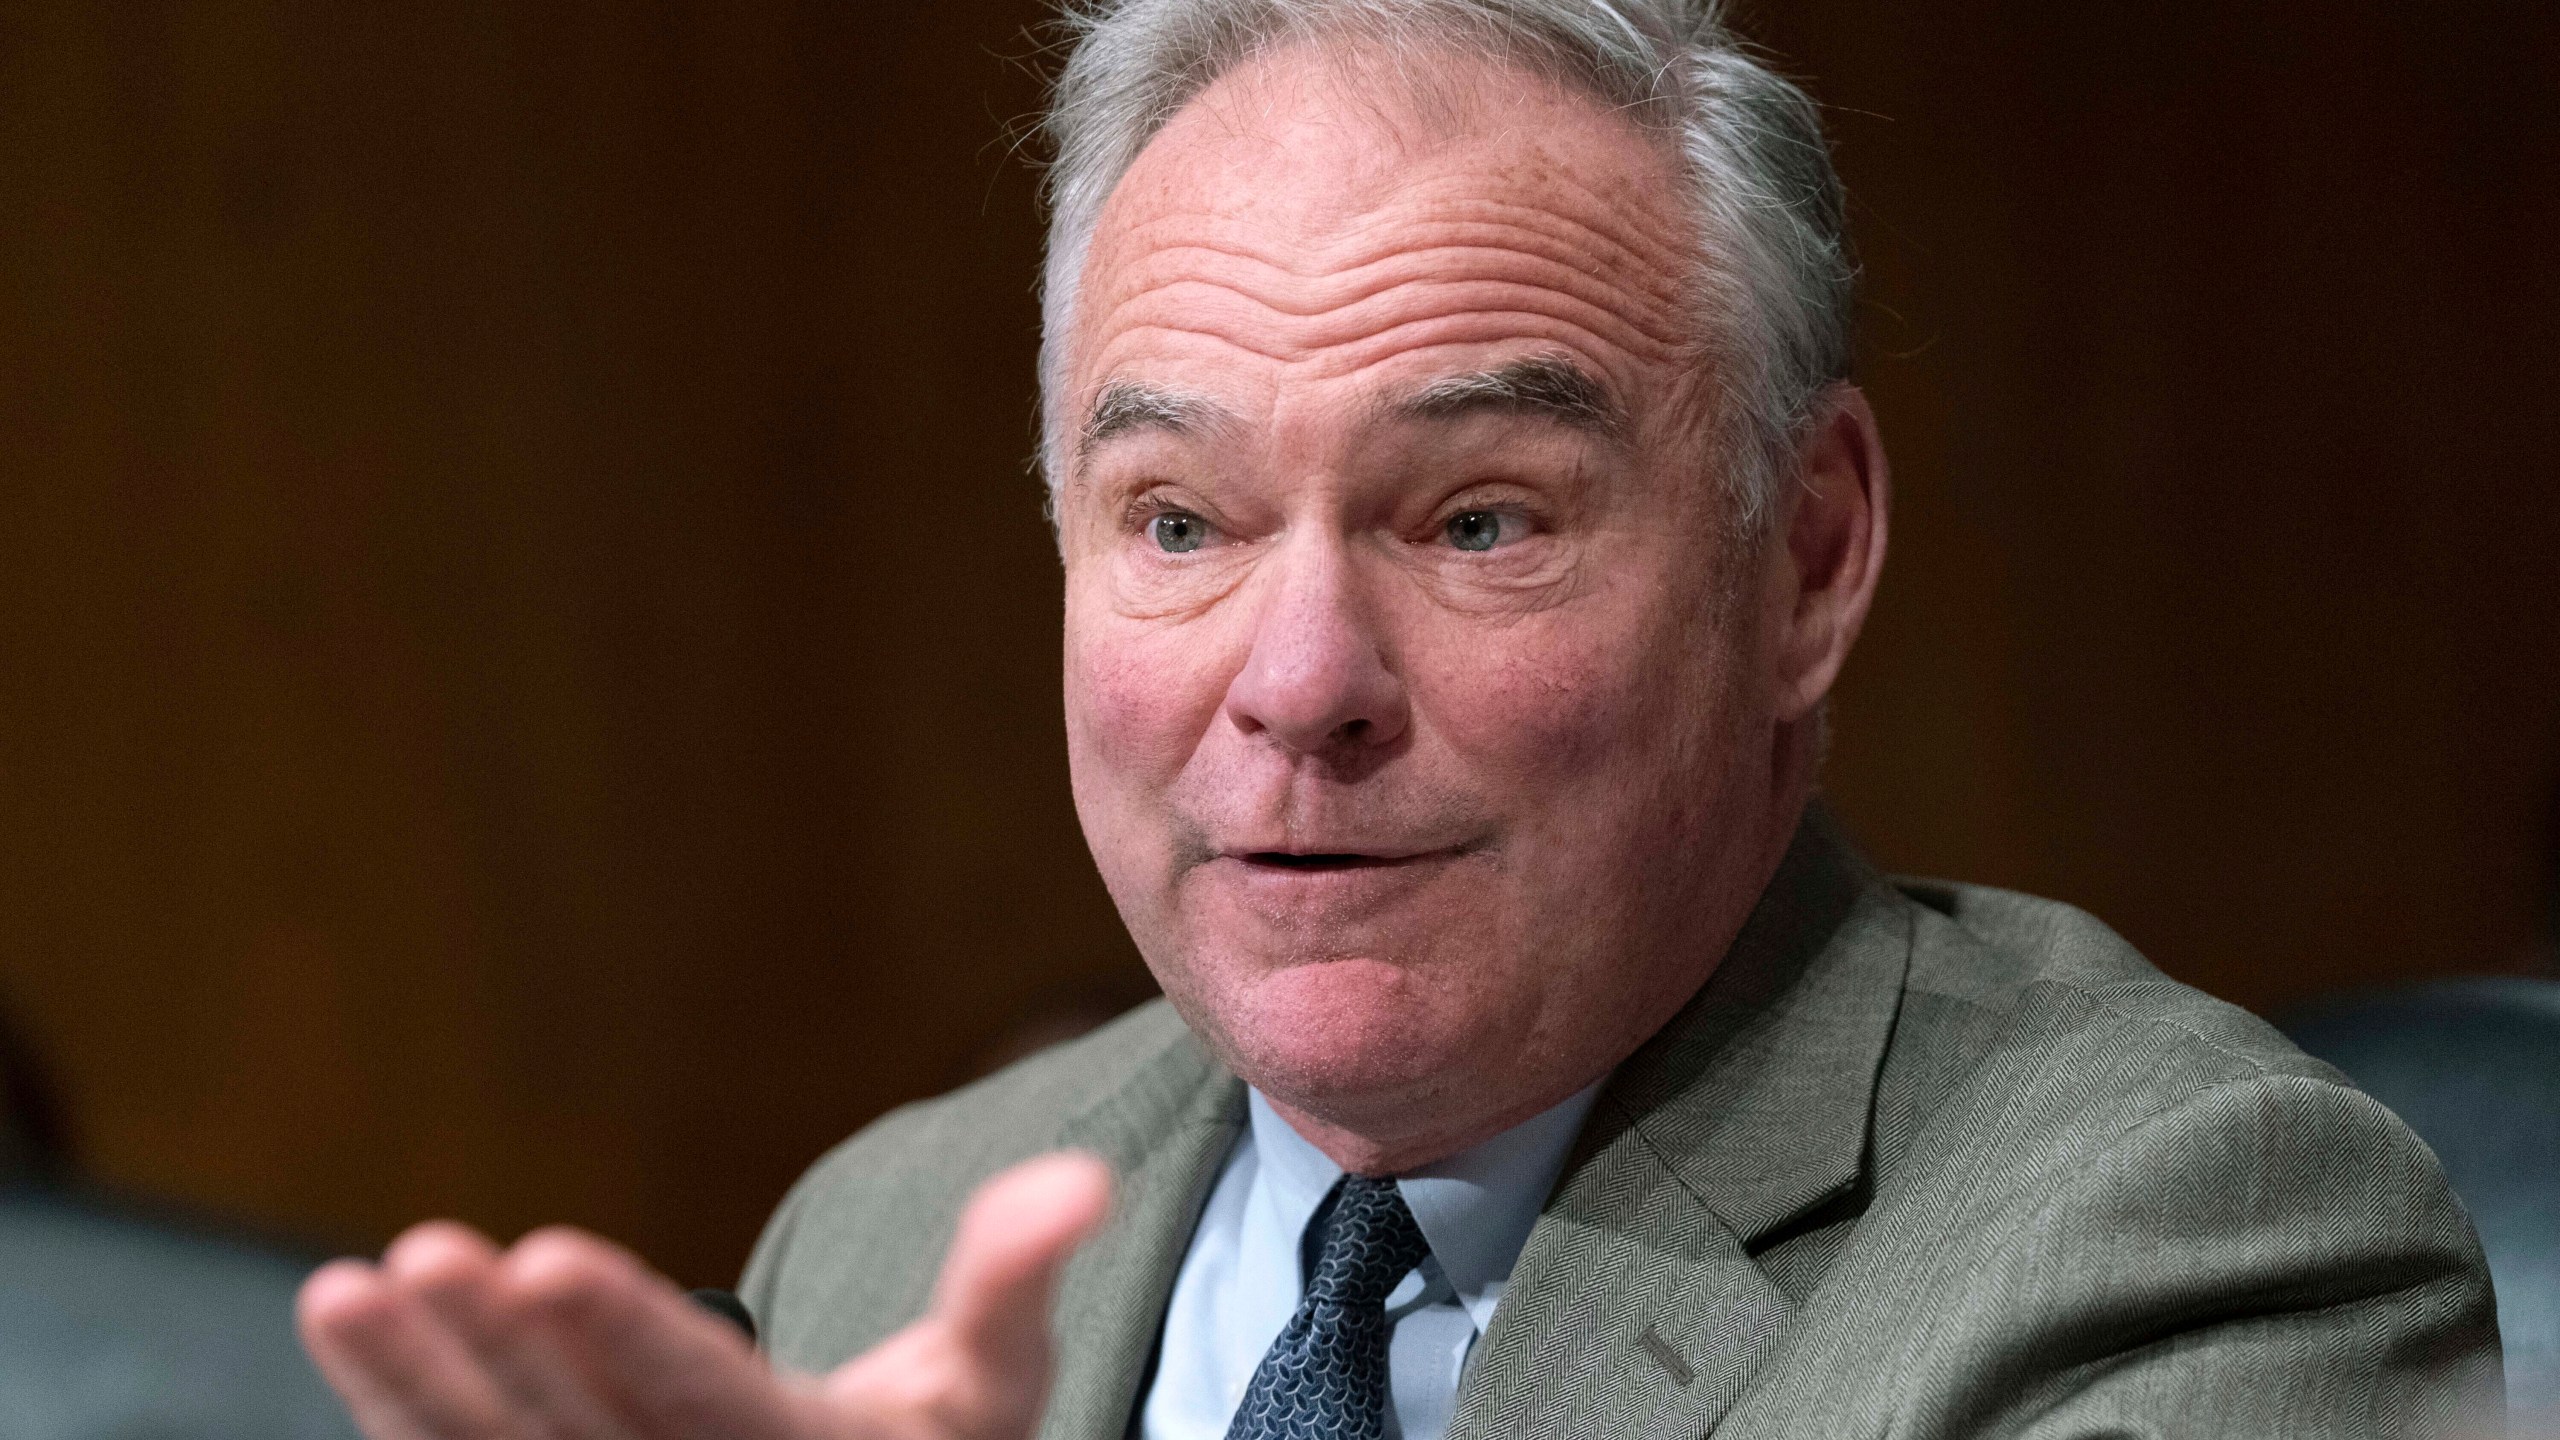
xmin=1183 ymin=952 xmax=1506 ymax=1113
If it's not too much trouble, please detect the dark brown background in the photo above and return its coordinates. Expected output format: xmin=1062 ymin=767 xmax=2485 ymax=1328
xmin=3 ymin=1 xmax=2555 ymax=1289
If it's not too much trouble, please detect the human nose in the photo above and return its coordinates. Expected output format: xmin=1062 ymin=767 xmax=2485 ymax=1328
xmin=1221 ymin=535 xmax=1410 ymax=756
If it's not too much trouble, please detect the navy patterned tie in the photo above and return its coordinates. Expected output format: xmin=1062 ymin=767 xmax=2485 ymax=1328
xmin=1225 ymin=1175 xmax=1432 ymax=1440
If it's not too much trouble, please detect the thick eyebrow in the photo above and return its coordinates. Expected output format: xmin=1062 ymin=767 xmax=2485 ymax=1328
xmin=1391 ymin=355 xmax=1627 ymax=438
xmin=1079 ymin=380 xmax=1233 ymax=455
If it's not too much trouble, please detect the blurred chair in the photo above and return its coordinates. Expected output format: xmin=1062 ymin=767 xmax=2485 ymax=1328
xmin=0 ymin=1008 xmax=355 ymax=1439
xmin=2282 ymin=977 xmax=2560 ymax=1434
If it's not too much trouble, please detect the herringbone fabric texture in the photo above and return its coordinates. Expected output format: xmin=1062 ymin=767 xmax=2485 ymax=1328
xmin=1224 ymin=1176 xmax=1429 ymax=1440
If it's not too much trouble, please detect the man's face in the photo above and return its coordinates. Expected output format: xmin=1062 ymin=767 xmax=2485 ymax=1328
xmin=1056 ymin=46 xmax=1799 ymax=1157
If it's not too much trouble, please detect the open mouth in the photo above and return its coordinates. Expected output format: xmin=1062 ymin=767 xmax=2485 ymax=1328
xmin=1240 ymin=852 xmax=1412 ymax=871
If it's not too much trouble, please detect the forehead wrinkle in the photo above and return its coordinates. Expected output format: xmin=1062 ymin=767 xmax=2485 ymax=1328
xmin=1423 ymin=200 xmax=1696 ymax=309
xmin=1084 ymin=206 xmax=1696 ymax=381
xmin=1337 ymin=168 xmax=1701 ymax=291
xmin=1101 ymin=260 xmax=1683 ymax=349
xmin=1098 ymin=271 xmax=1687 ymax=377
xmin=1087 ymin=312 xmax=1660 ymax=432
xmin=1114 ymin=162 xmax=1686 ymax=276
xmin=1103 ymin=233 xmax=1688 ymax=346
xmin=1105 ymin=166 xmax=1695 ymax=281
xmin=1298 ymin=313 xmax=1650 ymax=392
xmin=1091 ymin=322 xmax=1301 ymax=369
xmin=1098 ymin=193 xmax=1693 ymax=323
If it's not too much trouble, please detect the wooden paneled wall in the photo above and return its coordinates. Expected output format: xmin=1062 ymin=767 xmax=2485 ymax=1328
xmin=2 ymin=1 xmax=2553 ymax=1285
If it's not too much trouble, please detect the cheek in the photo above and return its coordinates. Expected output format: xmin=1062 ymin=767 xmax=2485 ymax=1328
xmin=1064 ymin=598 xmax=1235 ymax=798
xmin=1407 ymin=594 xmax=1720 ymax=795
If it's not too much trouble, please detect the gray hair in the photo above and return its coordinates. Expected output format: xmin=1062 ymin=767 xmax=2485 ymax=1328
xmin=1034 ymin=0 xmax=1854 ymax=534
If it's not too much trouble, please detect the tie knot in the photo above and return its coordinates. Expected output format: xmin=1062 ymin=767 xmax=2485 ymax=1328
xmin=1305 ymin=1175 xmax=1430 ymax=1310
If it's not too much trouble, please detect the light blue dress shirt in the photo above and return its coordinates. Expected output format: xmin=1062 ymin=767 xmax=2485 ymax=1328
xmin=1139 ymin=1083 xmax=1604 ymax=1440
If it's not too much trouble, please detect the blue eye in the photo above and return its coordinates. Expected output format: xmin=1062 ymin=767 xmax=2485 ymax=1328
xmin=1445 ymin=509 xmax=1518 ymax=552
xmin=1150 ymin=511 xmax=1209 ymax=553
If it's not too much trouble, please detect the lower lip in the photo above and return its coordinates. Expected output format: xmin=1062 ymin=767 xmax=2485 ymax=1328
xmin=1205 ymin=852 xmax=1459 ymax=904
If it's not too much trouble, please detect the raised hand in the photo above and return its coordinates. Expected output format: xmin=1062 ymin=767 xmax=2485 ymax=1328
xmin=297 ymin=1152 xmax=1114 ymax=1440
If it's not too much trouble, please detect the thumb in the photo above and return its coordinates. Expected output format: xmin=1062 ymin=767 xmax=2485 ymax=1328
xmin=929 ymin=1152 xmax=1114 ymax=1376
xmin=821 ymin=1152 xmax=1112 ymax=1438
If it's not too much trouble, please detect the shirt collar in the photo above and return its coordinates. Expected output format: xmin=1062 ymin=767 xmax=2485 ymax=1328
xmin=1243 ymin=1080 xmax=1605 ymax=1329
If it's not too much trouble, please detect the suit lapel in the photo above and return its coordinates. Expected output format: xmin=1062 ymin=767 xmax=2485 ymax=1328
xmin=1446 ymin=1102 xmax=1798 ymax=1440
xmin=1450 ymin=810 xmax=1914 ymax=1440
xmin=1039 ymin=1025 xmax=1246 ymax=1440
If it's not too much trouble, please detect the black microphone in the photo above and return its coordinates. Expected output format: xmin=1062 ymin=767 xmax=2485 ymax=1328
xmin=689 ymin=1287 xmax=759 ymax=1347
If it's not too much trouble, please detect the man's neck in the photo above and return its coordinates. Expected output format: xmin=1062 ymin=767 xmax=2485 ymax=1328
xmin=1262 ymin=1080 xmax=1606 ymax=1177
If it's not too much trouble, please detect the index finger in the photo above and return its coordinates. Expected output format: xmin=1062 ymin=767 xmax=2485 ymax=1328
xmin=492 ymin=1227 xmax=797 ymax=1436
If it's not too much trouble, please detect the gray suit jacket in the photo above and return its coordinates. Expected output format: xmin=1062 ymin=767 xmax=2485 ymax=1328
xmin=742 ymin=813 xmax=2504 ymax=1438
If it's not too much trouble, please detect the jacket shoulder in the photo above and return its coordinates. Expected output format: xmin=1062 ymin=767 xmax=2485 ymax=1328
xmin=1879 ymin=877 xmax=2343 ymax=1145
xmin=739 ymin=998 xmax=1197 ymax=1370
xmin=1730 ymin=879 xmax=2502 ymax=1435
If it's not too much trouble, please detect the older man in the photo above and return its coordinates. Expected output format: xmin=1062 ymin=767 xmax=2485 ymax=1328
xmin=297 ymin=2 xmax=2503 ymax=1437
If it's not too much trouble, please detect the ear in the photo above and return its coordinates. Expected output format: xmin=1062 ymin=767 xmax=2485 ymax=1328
xmin=1768 ymin=384 xmax=1890 ymax=722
